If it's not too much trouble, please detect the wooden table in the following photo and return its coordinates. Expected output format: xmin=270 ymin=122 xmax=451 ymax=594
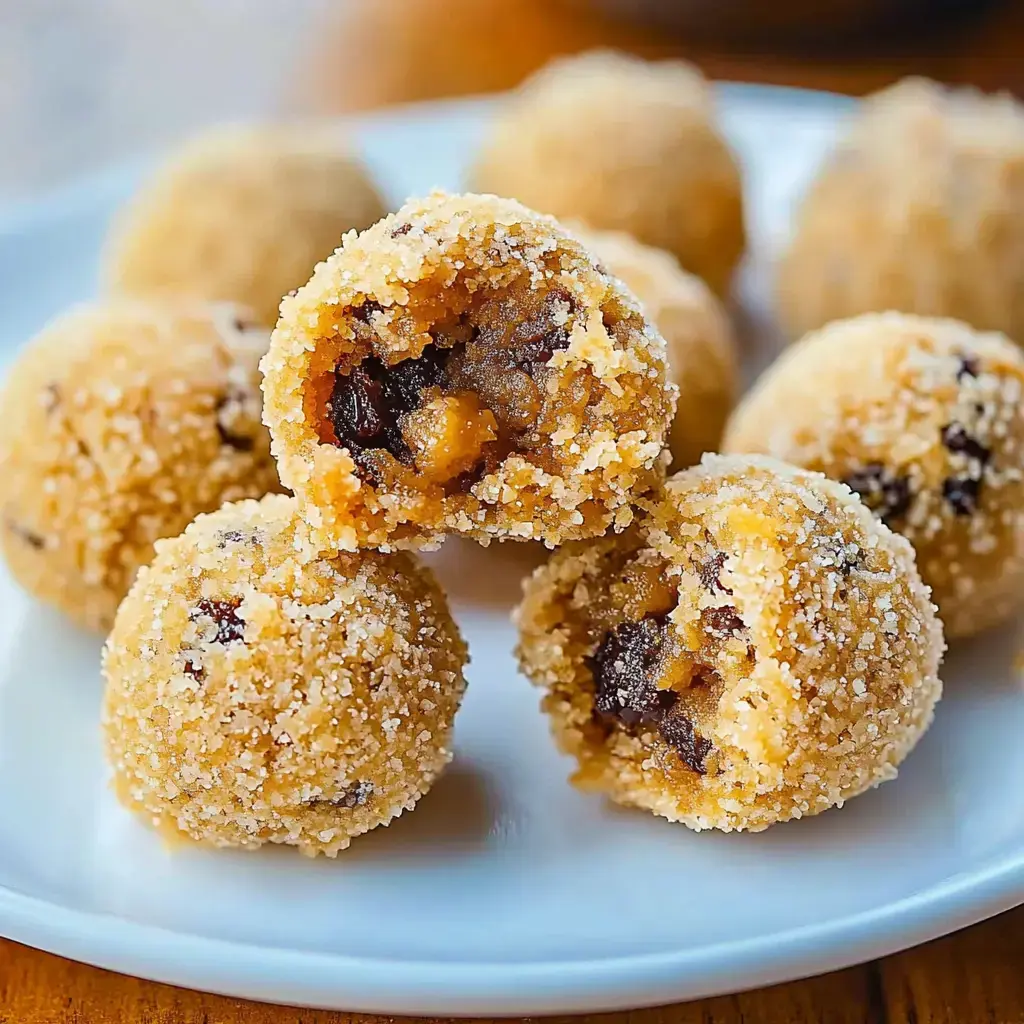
xmin=3 ymin=2 xmax=1024 ymax=1021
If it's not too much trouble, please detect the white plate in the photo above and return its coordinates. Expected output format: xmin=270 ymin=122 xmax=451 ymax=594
xmin=0 ymin=85 xmax=1022 ymax=1018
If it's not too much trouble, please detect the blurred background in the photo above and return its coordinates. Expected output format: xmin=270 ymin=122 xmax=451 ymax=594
xmin=1 ymin=0 xmax=1022 ymax=203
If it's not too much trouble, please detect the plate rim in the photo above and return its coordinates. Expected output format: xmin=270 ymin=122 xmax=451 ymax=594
xmin=0 ymin=83 xmax=1020 ymax=1016
xmin=1 ymin=848 xmax=1022 ymax=1015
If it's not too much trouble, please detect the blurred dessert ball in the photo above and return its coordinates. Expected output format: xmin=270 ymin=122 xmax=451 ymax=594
xmin=576 ymin=227 xmax=737 ymax=469
xmin=779 ymin=78 xmax=1024 ymax=343
xmin=310 ymin=0 xmax=665 ymax=111
xmin=469 ymin=50 xmax=746 ymax=297
xmin=104 ymin=124 xmax=387 ymax=326
xmin=0 ymin=300 xmax=281 ymax=632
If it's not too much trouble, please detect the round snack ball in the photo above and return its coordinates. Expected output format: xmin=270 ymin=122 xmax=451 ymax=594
xmin=575 ymin=226 xmax=737 ymax=469
xmin=778 ymin=77 xmax=1024 ymax=342
xmin=102 ymin=494 xmax=468 ymax=857
xmin=516 ymin=454 xmax=943 ymax=832
xmin=724 ymin=313 xmax=1024 ymax=638
xmin=261 ymin=190 xmax=676 ymax=552
xmin=0 ymin=299 xmax=282 ymax=632
xmin=104 ymin=124 xmax=388 ymax=326
xmin=468 ymin=50 xmax=745 ymax=297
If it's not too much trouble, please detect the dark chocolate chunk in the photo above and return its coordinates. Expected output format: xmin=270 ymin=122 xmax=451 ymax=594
xmin=843 ymin=463 xmax=913 ymax=524
xmin=701 ymin=605 xmax=745 ymax=638
xmin=6 ymin=518 xmax=44 ymax=550
xmin=190 ymin=598 xmax=245 ymax=645
xmin=590 ymin=617 xmax=672 ymax=726
xmin=941 ymin=423 xmax=991 ymax=465
xmin=658 ymin=707 xmax=713 ymax=775
xmin=943 ymin=476 xmax=981 ymax=516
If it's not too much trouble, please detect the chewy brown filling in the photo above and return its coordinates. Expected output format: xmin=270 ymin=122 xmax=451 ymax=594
xmin=585 ymin=540 xmax=753 ymax=776
xmin=324 ymin=280 xmax=588 ymax=490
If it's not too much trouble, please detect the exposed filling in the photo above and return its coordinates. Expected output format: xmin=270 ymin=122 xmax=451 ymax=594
xmin=583 ymin=538 xmax=754 ymax=777
xmin=321 ymin=279 xmax=608 ymax=490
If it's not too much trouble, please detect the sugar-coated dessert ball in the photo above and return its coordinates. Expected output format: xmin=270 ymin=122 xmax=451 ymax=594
xmin=103 ymin=494 xmax=468 ymax=857
xmin=468 ymin=51 xmax=745 ymax=297
xmin=576 ymin=227 xmax=736 ymax=469
xmin=104 ymin=124 xmax=388 ymax=326
xmin=779 ymin=78 xmax=1024 ymax=342
xmin=516 ymin=454 xmax=943 ymax=832
xmin=725 ymin=314 xmax=1024 ymax=638
xmin=0 ymin=300 xmax=281 ymax=632
xmin=261 ymin=191 xmax=676 ymax=552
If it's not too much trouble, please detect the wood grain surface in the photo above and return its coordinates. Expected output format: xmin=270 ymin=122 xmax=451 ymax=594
xmin=3 ymin=1 xmax=1024 ymax=1021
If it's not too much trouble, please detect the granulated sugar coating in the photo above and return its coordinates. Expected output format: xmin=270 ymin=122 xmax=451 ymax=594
xmin=575 ymin=226 xmax=737 ymax=470
xmin=725 ymin=313 xmax=1024 ymax=638
xmin=261 ymin=191 xmax=675 ymax=552
xmin=778 ymin=78 xmax=1024 ymax=342
xmin=468 ymin=51 xmax=745 ymax=297
xmin=102 ymin=494 xmax=467 ymax=857
xmin=0 ymin=299 xmax=281 ymax=632
xmin=515 ymin=454 xmax=943 ymax=832
xmin=104 ymin=124 xmax=387 ymax=326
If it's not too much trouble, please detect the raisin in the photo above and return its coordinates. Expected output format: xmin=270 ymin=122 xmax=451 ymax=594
xmin=183 ymin=656 xmax=205 ymax=682
xmin=699 ymin=548 xmax=732 ymax=595
xmin=190 ymin=599 xmax=245 ymax=645
xmin=6 ymin=518 xmax=44 ymax=550
xmin=943 ymin=476 xmax=981 ymax=516
xmin=308 ymin=781 xmax=374 ymax=809
xmin=843 ymin=463 xmax=913 ymax=524
xmin=327 ymin=347 xmax=452 ymax=471
xmin=956 ymin=355 xmax=980 ymax=381
xmin=701 ymin=606 xmax=745 ymax=638
xmin=941 ymin=423 xmax=990 ymax=465
xmin=352 ymin=299 xmax=384 ymax=323
xmin=391 ymin=223 xmax=413 ymax=237
xmin=590 ymin=617 xmax=671 ymax=726
xmin=216 ymin=392 xmax=256 ymax=452
xmin=658 ymin=707 xmax=713 ymax=775
xmin=514 ymin=290 xmax=575 ymax=367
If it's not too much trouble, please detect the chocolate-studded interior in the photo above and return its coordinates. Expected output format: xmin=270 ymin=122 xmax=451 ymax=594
xmin=581 ymin=534 xmax=754 ymax=777
xmin=318 ymin=275 xmax=635 ymax=492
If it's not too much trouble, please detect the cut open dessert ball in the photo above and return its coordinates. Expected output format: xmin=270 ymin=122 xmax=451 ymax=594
xmin=0 ymin=298 xmax=281 ymax=632
xmin=725 ymin=313 xmax=1024 ymax=638
xmin=261 ymin=191 xmax=676 ymax=551
xmin=516 ymin=454 xmax=944 ymax=832
xmin=102 ymin=494 xmax=468 ymax=857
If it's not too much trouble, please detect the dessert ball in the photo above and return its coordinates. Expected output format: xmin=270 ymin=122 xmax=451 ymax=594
xmin=104 ymin=124 xmax=388 ymax=325
xmin=103 ymin=494 xmax=468 ymax=857
xmin=725 ymin=313 xmax=1024 ymax=638
xmin=261 ymin=191 xmax=676 ymax=552
xmin=778 ymin=78 xmax=1024 ymax=342
xmin=468 ymin=51 xmax=745 ymax=297
xmin=516 ymin=454 xmax=943 ymax=832
xmin=0 ymin=299 xmax=281 ymax=632
xmin=576 ymin=227 xmax=736 ymax=469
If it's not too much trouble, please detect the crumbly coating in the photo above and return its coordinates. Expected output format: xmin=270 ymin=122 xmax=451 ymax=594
xmin=0 ymin=299 xmax=282 ymax=632
xmin=468 ymin=50 xmax=746 ymax=297
xmin=725 ymin=313 xmax=1024 ymax=638
xmin=574 ymin=226 xmax=737 ymax=470
xmin=778 ymin=77 xmax=1024 ymax=342
xmin=516 ymin=454 xmax=943 ymax=832
xmin=102 ymin=494 xmax=468 ymax=857
xmin=104 ymin=124 xmax=388 ymax=326
xmin=261 ymin=191 xmax=675 ymax=552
